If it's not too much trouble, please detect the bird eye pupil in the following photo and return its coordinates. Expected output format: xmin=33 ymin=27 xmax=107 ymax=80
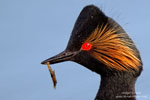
xmin=81 ymin=42 xmax=92 ymax=51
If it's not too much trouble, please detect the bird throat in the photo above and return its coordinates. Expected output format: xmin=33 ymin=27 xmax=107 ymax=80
xmin=95 ymin=72 xmax=136 ymax=100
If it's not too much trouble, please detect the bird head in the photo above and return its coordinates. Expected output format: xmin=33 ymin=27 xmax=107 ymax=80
xmin=41 ymin=5 xmax=142 ymax=76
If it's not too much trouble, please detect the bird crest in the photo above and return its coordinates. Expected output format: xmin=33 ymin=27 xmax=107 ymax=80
xmin=82 ymin=23 xmax=142 ymax=71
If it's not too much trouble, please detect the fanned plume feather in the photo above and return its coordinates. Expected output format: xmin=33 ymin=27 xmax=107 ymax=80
xmin=84 ymin=23 xmax=141 ymax=71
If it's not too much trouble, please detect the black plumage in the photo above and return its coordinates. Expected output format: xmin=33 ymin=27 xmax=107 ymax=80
xmin=41 ymin=5 xmax=143 ymax=100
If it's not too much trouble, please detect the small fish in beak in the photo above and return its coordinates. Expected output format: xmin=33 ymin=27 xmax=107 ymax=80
xmin=46 ymin=62 xmax=57 ymax=89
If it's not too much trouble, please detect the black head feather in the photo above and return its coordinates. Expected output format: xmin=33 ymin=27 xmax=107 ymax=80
xmin=41 ymin=5 xmax=142 ymax=76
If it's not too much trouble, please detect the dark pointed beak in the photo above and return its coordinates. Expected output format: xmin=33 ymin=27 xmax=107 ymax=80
xmin=41 ymin=51 xmax=78 ymax=65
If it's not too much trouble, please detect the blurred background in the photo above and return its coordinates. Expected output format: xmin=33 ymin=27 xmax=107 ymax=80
xmin=0 ymin=0 xmax=149 ymax=100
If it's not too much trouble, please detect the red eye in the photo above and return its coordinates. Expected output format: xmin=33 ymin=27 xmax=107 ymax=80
xmin=81 ymin=42 xmax=92 ymax=51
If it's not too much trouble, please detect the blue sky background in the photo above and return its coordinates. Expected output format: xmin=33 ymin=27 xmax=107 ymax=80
xmin=0 ymin=0 xmax=150 ymax=100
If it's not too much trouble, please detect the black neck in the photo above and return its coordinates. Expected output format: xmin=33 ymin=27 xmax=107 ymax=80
xmin=95 ymin=72 xmax=137 ymax=100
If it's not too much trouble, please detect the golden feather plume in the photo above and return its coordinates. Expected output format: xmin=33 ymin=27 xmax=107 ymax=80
xmin=84 ymin=23 xmax=141 ymax=71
